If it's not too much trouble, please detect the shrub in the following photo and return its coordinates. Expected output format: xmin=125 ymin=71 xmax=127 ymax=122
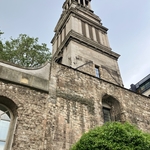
xmin=71 ymin=122 xmax=150 ymax=150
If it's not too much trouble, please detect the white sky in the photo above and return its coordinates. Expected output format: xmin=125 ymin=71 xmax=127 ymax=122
xmin=0 ymin=0 xmax=150 ymax=88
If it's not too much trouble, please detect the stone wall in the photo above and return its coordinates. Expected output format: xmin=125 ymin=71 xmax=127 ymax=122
xmin=1 ymin=63 xmax=150 ymax=150
xmin=0 ymin=80 xmax=48 ymax=150
xmin=47 ymin=63 xmax=150 ymax=150
xmin=0 ymin=61 xmax=50 ymax=92
xmin=60 ymin=39 xmax=123 ymax=86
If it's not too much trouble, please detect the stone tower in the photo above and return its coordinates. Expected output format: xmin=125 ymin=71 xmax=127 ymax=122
xmin=1 ymin=1 xmax=150 ymax=150
xmin=51 ymin=0 xmax=123 ymax=86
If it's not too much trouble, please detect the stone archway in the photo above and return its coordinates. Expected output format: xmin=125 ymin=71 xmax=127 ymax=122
xmin=102 ymin=94 xmax=121 ymax=123
xmin=0 ymin=96 xmax=18 ymax=116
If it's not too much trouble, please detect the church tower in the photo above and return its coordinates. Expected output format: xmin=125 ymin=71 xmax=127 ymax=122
xmin=51 ymin=0 xmax=123 ymax=86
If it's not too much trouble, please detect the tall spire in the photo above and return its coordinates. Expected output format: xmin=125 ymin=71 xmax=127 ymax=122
xmin=63 ymin=0 xmax=92 ymax=11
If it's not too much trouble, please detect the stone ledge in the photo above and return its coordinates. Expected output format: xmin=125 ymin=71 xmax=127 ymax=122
xmin=0 ymin=65 xmax=49 ymax=92
xmin=0 ymin=61 xmax=50 ymax=80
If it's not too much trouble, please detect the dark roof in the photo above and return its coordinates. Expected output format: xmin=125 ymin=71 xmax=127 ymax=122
xmin=135 ymin=74 xmax=150 ymax=88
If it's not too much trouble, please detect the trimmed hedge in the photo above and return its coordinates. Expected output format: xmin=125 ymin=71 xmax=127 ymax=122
xmin=71 ymin=122 xmax=150 ymax=150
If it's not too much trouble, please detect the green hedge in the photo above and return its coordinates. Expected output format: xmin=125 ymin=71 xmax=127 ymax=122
xmin=71 ymin=122 xmax=150 ymax=150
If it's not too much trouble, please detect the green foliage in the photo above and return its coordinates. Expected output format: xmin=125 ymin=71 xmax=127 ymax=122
xmin=0 ymin=34 xmax=51 ymax=67
xmin=0 ymin=30 xmax=4 ymax=52
xmin=71 ymin=122 xmax=150 ymax=150
xmin=0 ymin=30 xmax=4 ymax=36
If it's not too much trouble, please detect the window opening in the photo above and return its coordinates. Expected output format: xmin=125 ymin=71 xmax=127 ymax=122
xmin=0 ymin=105 xmax=11 ymax=150
xmin=56 ymin=57 xmax=62 ymax=64
xmin=102 ymin=95 xmax=121 ymax=123
xmin=85 ymin=0 xmax=88 ymax=6
xmin=80 ymin=0 xmax=83 ymax=5
xmin=95 ymin=66 xmax=100 ymax=78
xmin=103 ymin=107 xmax=111 ymax=123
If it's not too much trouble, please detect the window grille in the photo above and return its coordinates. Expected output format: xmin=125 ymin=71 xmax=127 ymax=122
xmin=103 ymin=107 xmax=111 ymax=123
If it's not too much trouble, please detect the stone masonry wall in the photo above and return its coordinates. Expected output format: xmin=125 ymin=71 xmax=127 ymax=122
xmin=47 ymin=63 xmax=150 ymax=150
xmin=1 ymin=63 xmax=150 ymax=150
xmin=0 ymin=80 xmax=48 ymax=150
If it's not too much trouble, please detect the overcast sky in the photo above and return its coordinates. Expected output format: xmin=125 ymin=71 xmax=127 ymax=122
xmin=0 ymin=0 xmax=150 ymax=88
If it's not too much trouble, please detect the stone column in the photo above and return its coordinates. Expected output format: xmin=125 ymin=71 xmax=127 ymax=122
xmin=105 ymin=35 xmax=110 ymax=47
xmin=83 ymin=0 xmax=85 ymax=6
xmin=69 ymin=0 xmax=71 ymax=5
xmin=78 ymin=0 xmax=80 ymax=4
xmin=88 ymin=1 xmax=91 ymax=9
xmin=66 ymin=3 xmax=68 ymax=9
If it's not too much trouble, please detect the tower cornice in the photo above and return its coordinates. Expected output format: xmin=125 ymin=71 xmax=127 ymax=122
xmin=51 ymin=7 xmax=108 ymax=43
xmin=52 ymin=30 xmax=120 ymax=62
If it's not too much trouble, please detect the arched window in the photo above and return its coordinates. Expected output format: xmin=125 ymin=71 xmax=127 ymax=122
xmin=102 ymin=103 xmax=111 ymax=123
xmin=102 ymin=95 xmax=121 ymax=123
xmin=0 ymin=96 xmax=17 ymax=150
xmin=0 ymin=104 xmax=11 ymax=150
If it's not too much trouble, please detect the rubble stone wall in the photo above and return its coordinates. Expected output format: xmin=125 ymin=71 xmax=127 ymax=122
xmin=0 ymin=80 xmax=48 ymax=150
xmin=0 ymin=63 xmax=150 ymax=150
xmin=47 ymin=63 xmax=150 ymax=150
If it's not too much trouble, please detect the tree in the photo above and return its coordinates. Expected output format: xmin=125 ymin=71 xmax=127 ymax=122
xmin=0 ymin=34 xmax=51 ymax=67
xmin=71 ymin=122 xmax=150 ymax=150
xmin=0 ymin=30 xmax=3 ymax=36
xmin=0 ymin=30 xmax=3 ymax=52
